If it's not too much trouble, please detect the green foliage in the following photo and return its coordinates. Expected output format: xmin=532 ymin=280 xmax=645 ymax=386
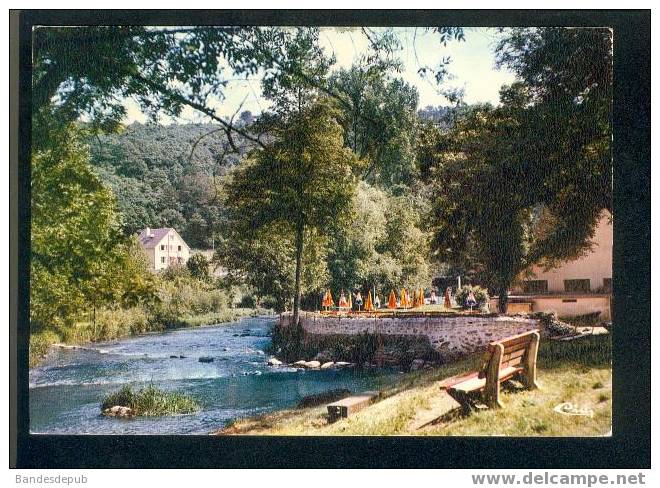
xmin=221 ymin=99 xmax=359 ymax=319
xmin=329 ymin=66 xmax=419 ymax=188
xmin=495 ymin=28 xmax=612 ymax=265
xmin=151 ymin=274 xmax=231 ymax=326
xmin=186 ymin=253 xmax=210 ymax=280
xmin=428 ymin=103 xmax=533 ymax=307
xmin=427 ymin=29 xmax=611 ymax=309
xmin=89 ymin=123 xmax=237 ymax=245
xmin=101 ymin=384 xmax=199 ymax=416
xmin=30 ymin=121 xmax=124 ymax=329
xmin=29 ymin=329 xmax=61 ymax=367
xmin=327 ymin=181 xmax=431 ymax=294
xmin=538 ymin=334 xmax=611 ymax=368
xmin=215 ymin=224 xmax=329 ymax=312
xmin=31 ymin=26 xmax=311 ymax=136
xmin=454 ymin=285 xmax=490 ymax=310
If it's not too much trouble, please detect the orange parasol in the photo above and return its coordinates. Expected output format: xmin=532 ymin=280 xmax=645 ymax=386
xmin=322 ymin=289 xmax=334 ymax=309
xmin=388 ymin=290 xmax=397 ymax=309
xmin=338 ymin=291 xmax=349 ymax=310
xmin=364 ymin=291 xmax=374 ymax=312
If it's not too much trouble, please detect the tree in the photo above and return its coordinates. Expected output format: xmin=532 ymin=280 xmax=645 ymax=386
xmin=326 ymin=181 xmax=432 ymax=294
xmin=31 ymin=122 xmax=122 ymax=328
xmin=494 ymin=27 xmax=613 ymax=266
xmin=428 ymin=103 xmax=536 ymax=312
xmin=214 ymin=224 xmax=329 ymax=312
xmin=222 ymin=99 xmax=359 ymax=324
xmin=186 ymin=253 xmax=210 ymax=281
xmin=329 ymin=66 xmax=419 ymax=188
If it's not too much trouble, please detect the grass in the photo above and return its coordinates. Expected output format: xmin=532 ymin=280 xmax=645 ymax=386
xmin=101 ymin=384 xmax=200 ymax=416
xmin=217 ymin=335 xmax=611 ymax=436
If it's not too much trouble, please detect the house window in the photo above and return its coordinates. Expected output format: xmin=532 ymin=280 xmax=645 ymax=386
xmin=564 ymin=279 xmax=591 ymax=293
xmin=160 ymin=245 xmax=165 ymax=251
xmin=178 ymin=245 xmax=182 ymax=251
xmin=522 ymin=280 xmax=548 ymax=294
xmin=160 ymin=256 xmax=165 ymax=264
xmin=603 ymin=278 xmax=612 ymax=293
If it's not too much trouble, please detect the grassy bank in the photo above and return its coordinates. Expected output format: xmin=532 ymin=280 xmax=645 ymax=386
xmin=30 ymin=306 xmax=272 ymax=367
xmin=218 ymin=335 xmax=611 ymax=436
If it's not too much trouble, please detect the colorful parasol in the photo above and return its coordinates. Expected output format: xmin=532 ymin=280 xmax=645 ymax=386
xmin=364 ymin=291 xmax=374 ymax=312
xmin=388 ymin=290 xmax=397 ymax=309
xmin=322 ymin=289 xmax=334 ymax=309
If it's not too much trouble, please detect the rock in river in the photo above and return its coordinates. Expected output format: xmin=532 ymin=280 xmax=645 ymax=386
xmin=305 ymin=360 xmax=321 ymax=369
xmin=320 ymin=361 xmax=335 ymax=369
xmin=103 ymin=406 xmax=133 ymax=418
xmin=199 ymin=356 xmax=214 ymax=363
xmin=267 ymin=358 xmax=283 ymax=366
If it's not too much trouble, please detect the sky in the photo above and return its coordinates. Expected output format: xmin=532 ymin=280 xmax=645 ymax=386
xmin=123 ymin=27 xmax=517 ymax=125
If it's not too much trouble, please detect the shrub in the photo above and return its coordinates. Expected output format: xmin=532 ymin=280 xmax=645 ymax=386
xmin=455 ymin=285 xmax=490 ymax=310
xmin=101 ymin=384 xmax=200 ymax=416
xmin=186 ymin=253 xmax=210 ymax=280
xmin=532 ymin=312 xmax=575 ymax=337
xmin=29 ymin=328 xmax=61 ymax=367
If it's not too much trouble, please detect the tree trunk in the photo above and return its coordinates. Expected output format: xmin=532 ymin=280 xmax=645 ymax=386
xmin=497 ymin=285 xmax=509 ymax=314
xmin=292 ymin=220 xmax=304 ymax=326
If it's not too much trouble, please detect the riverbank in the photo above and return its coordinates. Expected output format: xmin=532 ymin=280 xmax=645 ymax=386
xmin=30 ymin=307 xmax=273 ymax=367
xmin=216 ymin=334 xmax=611 ymax=436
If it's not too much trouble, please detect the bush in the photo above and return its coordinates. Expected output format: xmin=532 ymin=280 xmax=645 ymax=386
xmin=29 ymin=328 xmax=61 ymax=367
xmin=532 ymin=312 xmax=575 ymax=337
xmin=101 ymin=384 xmax=200 ymax=416
xmin=455 ymin=285 xmax=490 ymax=310
xmin=186 ymin=253 xmax=210 ymax=280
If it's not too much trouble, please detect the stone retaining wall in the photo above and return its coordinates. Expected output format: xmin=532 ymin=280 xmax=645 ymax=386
xmin=279 ymin=312 xmax=540 ymax=355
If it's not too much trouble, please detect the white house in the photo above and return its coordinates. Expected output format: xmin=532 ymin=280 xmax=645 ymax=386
xmin=138 ymin=227 xmax=191 ymax=271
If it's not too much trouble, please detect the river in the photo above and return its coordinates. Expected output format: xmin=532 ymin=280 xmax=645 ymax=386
xmin=29 ymin=316 xmax=401 ymax=434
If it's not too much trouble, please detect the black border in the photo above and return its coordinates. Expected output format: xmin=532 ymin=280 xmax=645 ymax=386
xmin=11 ymin=9 xmax=651 ymax=469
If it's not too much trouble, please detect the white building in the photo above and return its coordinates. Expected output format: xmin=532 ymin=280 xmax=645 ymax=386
xmin=138 ymin=227 xmax=191 ymax=271
xmin=491 ymin=211 xmax=613 ymax=320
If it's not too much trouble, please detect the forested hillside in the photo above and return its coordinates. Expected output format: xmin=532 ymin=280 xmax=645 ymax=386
xmin=88 ymin=121 xmax=250 ymax=248
xmin=88 ymin=107 xmax=451 ymax=248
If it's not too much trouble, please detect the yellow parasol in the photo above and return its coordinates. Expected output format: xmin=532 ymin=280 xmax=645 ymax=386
xmin=400 ymin=288 xmax=410 ymax=308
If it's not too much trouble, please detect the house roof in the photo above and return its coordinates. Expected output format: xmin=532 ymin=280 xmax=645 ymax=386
xmin=138 ymin=228 xmax=187 ymax=249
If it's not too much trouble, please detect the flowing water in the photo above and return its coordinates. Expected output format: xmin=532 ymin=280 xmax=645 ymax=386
xmin=29 ymin=316 xmax=400 ymax=434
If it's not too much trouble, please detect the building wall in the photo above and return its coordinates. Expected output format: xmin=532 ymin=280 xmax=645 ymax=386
xmin=516 ymin=211 xmax=612 ymax=294
xmin=145 ymin=248 xmax=156 ymax=271
xmin=153 ymin=231 xmax=190 ymax=271
xmin=489 ymin=295 xmax=611 ymax=321
xmin=281 ymin=312 xmax=540 ymax=356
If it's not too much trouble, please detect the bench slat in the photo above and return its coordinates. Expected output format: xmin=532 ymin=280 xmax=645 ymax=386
xmin=449 ymin=366 xmax=523 ymax=393
xmin=502 ymin=355 xmax=524 ymax=369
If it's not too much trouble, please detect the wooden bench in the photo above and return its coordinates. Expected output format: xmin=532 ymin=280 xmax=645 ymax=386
xmin=326 ymin=391 xmax=379 ymax=422
xmin=442 ymin=330 xmax=540 ymax=410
